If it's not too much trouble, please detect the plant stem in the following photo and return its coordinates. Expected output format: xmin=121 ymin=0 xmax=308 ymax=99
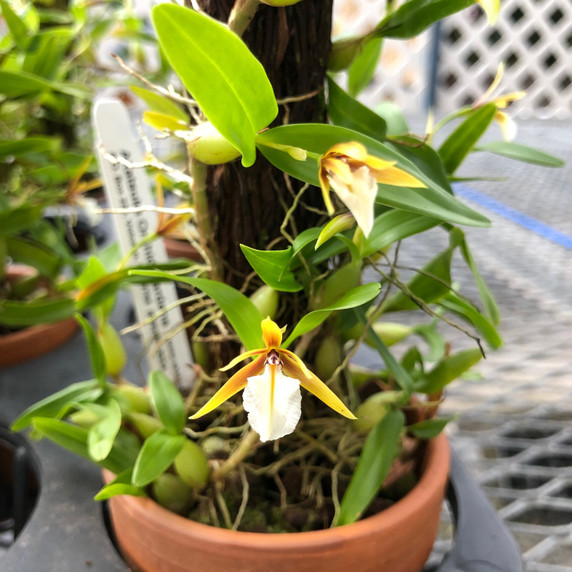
xmin=188 ymin=156 xmax=223 ymax=281
xmin=212 ymin=430 xmax=259 ymax=481
xmin=228 ymin=0 xmax=260 ymax=36
xmin=117 ymin=231 xmax=158 ymax=270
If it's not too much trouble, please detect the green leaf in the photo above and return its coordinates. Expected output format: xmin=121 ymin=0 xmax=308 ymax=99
xmin=152 ymin=4 xmax=277 ymax=167
xmin=0 ymin=137 xmax=58 ymax=161
xmin=414 ymin=348 xmax=483 ymax=393
xmin=0 ymin=297 xmax=76 ymax=327
xmin=348 ymin=37 xmax=383 ymax=97
xmin=95 ymin=470 xmax=147 ymax=501
xmin=88 ymin=399 xmax=122 ymax=462
xmin=438 ymin=104 xmax=497 ymax=175
xmin=149 ymin=371 xmax=186 ymax=435
xmin=23 ymin=28 xmax=74 ymax=80
xmin=412 ymin=322 xmax=446 ymax=362
xmin=32 ymin=418 xmax=138 ymax=475
xmin=75 ymin=314 xmax=106 ymax=388
xmin=361 ymin=211 xmax=439 ymax=257
xmin=131 ymin=85 xmax=188 ymax=122
xmin=5 ymin=236 xmax=62 ymax=278
xmin=355 ymin=309 xmax=414 ymax=394
xmin=0 ymin=204 xmax=43 ymax=236
xmin=374 ymin=102 xmax=409 ymax=137
xmin=439 ymin=293 xmax=502 ymax=349
xmin=128 ymin=270 xmax=264 ymax=351
xmin=378 ymin=0 xmax=475 ymax=39
xmin=389 ymin=137 xmax=453 ymax=193
xmin=327 ymin=77 xmax=386 ymax=141
xmin=0 ymin=0 xmax=29 ymax=51
xmin=132 ymin=430 xmax=186 ymax=487
xmin=476 ymin=141 xmax=564 ymax=167
xmin=240 ymin=245 xmax=302 ymax=292
xmin=408 ymin=416 xmax=454 ymax=439
xmin=459 ymin=234 xmax=500 ymax=325
xmin=256 ymin=123 xmax=490 ymax=228
xmin=11 ymin=380 xmax=102 ymax=431
xmin=337 ymin=408 xmax=404 ymax=525
xmin=0 ymin=70 xmax=89 ymax=98
xmin=283 ymin=283 xmax=381 ymax=348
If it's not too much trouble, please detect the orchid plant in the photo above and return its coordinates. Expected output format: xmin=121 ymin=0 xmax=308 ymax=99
xmin=12 ymin=0 xmax=564 ymax=532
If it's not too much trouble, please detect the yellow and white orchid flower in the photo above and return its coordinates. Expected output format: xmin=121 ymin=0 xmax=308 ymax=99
xmin=190 ymin=317 xmax=356 ymax=442
xmin=474 ymin=63 xmax=526 ymax=141
xmin=318 ymin=142 xmax=425 ymax=238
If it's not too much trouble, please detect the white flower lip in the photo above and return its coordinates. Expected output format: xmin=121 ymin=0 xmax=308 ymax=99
xmin=243 ymin=363 xmax=302 ymax=442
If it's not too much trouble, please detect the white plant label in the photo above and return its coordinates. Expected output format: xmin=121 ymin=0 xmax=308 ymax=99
xmin=93 ymin=98 xmax=194 ymax=388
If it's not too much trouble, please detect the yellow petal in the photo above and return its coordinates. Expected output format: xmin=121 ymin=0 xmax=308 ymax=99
xmin=323 ymin=157 xmax=353 ymax=185
xmin=476 ymin=0 xmax=500 ymax=25
xmin=371 ymin=165 xmax=426 ymax=188
xmin=190 ymin=354 xmax=266 ymax=419
xmin=281 ymin=353 xmax=356 ymax=420
xmin=261 ymin=317 xmax=285 ymax=349
xmin=326 ymin=141 xmax=368 ymax=162
xmin=361 ymin=155 xmax=396 ymax=172
xmin=220 ymin=348 xmax=266 ymax=372
xmin=279 ymin=348 xmax=311 ymax=378
xmin=318 ymin=165 xmax=336 ymax=215
xmin=493 ymin=91 xmax=526 ymax=109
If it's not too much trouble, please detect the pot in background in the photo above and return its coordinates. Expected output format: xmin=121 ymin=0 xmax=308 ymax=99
xmin=0 ymin=266 xmax=78 ymax=368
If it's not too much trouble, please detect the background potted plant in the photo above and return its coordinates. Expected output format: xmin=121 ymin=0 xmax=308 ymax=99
xmin=9 ymin=0 xmax=563 ymax=571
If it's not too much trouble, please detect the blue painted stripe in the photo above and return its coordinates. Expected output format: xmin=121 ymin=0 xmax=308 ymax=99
xmin=454 ymin=183 xmax=572 ymax=251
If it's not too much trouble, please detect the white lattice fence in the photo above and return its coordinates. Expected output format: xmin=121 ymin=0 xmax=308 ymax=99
xmin=332 ymin=0 xmax=431 ymax=116
xmin=437 ymin=0 xmax=572 ymax=118
xmin=333 ymin=0 xmax=572 ymax=118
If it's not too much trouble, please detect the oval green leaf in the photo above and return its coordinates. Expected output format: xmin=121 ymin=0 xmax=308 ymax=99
xmin=132 ymin=430 xmax=186 ymax=488
xmin=152 ymin=4 xmax=277 ymax=167
xmin=88 ymin=399 xmax=122 ymax=462
xmin=128 ymin=270 xmax=264 ymax=351
xmin=149 ymin=370 xmax=186 ymax=435
xmin=283 ymin=283 xmax=381 ymax=348
xmin=11 ymin=380 xmax=102 ymax=431
xmin=476 ymin=141 xmax=564 ymax=167
xmin=240 ymin=245 xmax=302 ymax=292
xmin=337 ymin=408 xmax=404 ymax=525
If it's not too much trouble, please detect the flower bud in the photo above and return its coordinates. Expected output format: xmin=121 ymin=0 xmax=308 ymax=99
xmin=312 ymin=262 xmax=361 ymax=310
xmin=152 ymin=473 xmax=192 ymax=514
xmin=187 ymin=121 xmax=241 ymax=165
xmin=249 ymin=285 xmax=279 ymax=320
xmin=314 ymin=335 xmax=342 ymax=381
xmin=129 ymin=412 xmax=163 ymax=439
xmin=98 ymin=322 xmax=127 ymax=377
xmin=174 ymin=439 xmax=210 ymax=488
xmin=354 ymin=392 xmax=403 ymax=433
xmin=113 ymin=384 xmax=151 ymax=414
xmin=372 ymin=322 xmax=413 ymax=346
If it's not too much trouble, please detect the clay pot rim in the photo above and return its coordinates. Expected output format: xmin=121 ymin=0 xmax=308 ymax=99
xmin=105 ymin=432 xmax=449 ymax=549
xmin=0 ymin=265 xmax=78 ymax=367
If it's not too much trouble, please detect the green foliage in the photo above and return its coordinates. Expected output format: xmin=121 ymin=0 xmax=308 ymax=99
xmin=337 ymin=409 xmax=405 ymax=525
xmin=152 ymin=4 xmax=277 ymax=167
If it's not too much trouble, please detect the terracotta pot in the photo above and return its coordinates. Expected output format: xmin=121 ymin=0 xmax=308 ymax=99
xmin=163 ymin=237 xmax=202 ymax=262
xmin=0 ymin=266 xmax=78 ymax=368
xmin=105 ymin=433 xmax=450 ymax=572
